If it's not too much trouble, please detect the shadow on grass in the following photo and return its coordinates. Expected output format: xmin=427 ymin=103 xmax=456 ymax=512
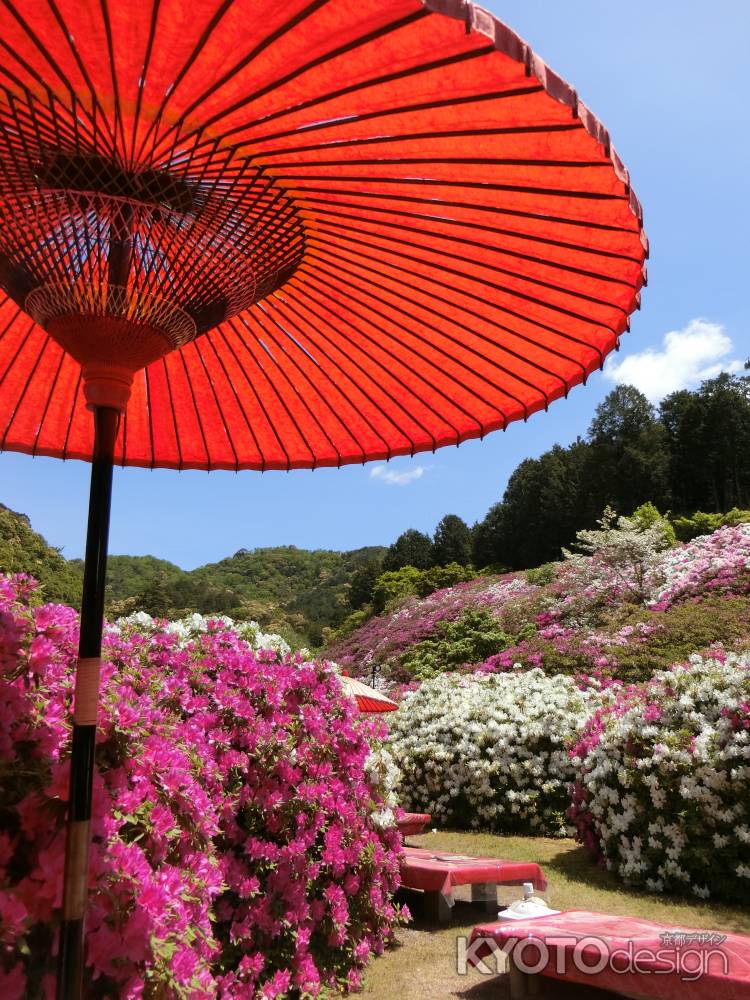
xmin=453 ymin=974 xmax=622 ymax=1000
xmin=454 ymin=973 xmax=512 ymax=999
xmin=544 ymin=843 xmax=620 ymax=887
xmin=396 ymin=887 xmax=493 ymax=931
xmin=544 ymin=847 xmax=748 ymax=922
xmin=455 ymin=974 xmax=619 ymax=1000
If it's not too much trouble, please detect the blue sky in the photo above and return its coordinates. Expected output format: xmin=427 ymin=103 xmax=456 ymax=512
xmin=1 ymin=0 xmax=748 ymax=568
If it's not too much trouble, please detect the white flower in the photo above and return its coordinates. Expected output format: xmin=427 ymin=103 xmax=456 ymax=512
xmin=574 ymin=650 xmax=750 ymax=903
xmin=388 ymin=669 xmax=597 ymax=836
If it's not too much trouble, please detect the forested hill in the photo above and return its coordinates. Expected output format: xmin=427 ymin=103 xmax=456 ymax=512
xmin=0 ymin=504 xmax=384 ymax=644
xmin=3 ymin=373 xmax=748 ymax=645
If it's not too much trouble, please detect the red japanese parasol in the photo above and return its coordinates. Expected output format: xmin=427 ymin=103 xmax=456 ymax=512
xmin=339 ymin=674 xmax=399 ymax=713
xmin=0 ymin=1 xmax=646 ymax=994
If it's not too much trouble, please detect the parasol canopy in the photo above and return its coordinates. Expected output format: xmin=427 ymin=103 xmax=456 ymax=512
xmin=0 ymin=0 xmax=646 ymax=469
xmin=339 ymin=674 xmax=399 ymax=713
xmin=0 ymin=1 xmax=647 ymax=996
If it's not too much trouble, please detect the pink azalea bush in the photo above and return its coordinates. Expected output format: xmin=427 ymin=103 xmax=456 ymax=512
xmin=650 ymin=523 xmax=750 ymax=609
xmin=569 ymin=649 xmax=750 ymax=903
xmin=476 ymin=524 xmax=750 ymax=687
xmin=0 ymin=574 xmax=403 ymax=998
xmin=327 ymin=577 xmax=541 ymax=682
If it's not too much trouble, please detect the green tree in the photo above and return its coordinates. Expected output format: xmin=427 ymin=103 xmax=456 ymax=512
xmin=348 ymin=558 xmax=383 ymax=610
xmin=432 ymin=514 xmax=472 ymax=567
xmin=372 ymin=566 xmax=424 ymax=613
xmin=471 ymin=502 xmax=508 ymax=569
xmin=660 ymin=389 xmax=706 ymax=513
xmin=382 ymin=529 xmax=434 ymax=572
xmin=0 ymin=505 xmax=82 ymax=605
xmin=584 ymin=385 xmax=671 ymax=518
xmin=400 ymin=608 xmax=513 ymax=679
xmin=135 ymin=572 xmax=172 ymax=617
xmin=661 ymin=373 xmax=750 ymax=513
xmin=493 ymin=442 xmax=590 ymax=569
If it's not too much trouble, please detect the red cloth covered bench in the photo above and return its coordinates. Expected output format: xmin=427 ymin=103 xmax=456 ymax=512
xmin=396 ymin=812 xmax=431 ymax=837
xmin=399 ymin=846 xmax=547 ymax=922
xmin=468 ymin=910 xmax=750 ymax=1000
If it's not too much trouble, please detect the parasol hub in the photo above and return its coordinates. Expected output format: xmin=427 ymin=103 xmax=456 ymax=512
xmin=0 ymin=145 xmax=305 ymax=407
xmin=26 ymin=282 xmax=196 ymax=410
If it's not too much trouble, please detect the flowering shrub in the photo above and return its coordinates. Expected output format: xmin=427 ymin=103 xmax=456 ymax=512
xmin=569 ymin=650 xmax=750 ymax=903
xmin=116 ymin=609 xmax=294 ymax=656
xmin=388 ymin=670 xmax=596 ymax=835
xmin=327 ymin=577 xmax=541 ymax=682
xmin=0 ymin=575 xmax=403 ymax=998
xmin=481 ymin=596 xmax=750 ymax=687
xmin=399 ymin=609 xmax=517 ymax=680
xmin=561 ymin=505 xmax=674 ymax=607
xmin=649 ymin=523 xmax=750 ymax=609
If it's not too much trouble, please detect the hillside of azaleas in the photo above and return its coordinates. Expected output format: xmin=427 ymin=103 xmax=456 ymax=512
xmin=328 ymin=515 xmax=750 ymax=689
xmin=0 ymin=578 xmax=404 ymax=998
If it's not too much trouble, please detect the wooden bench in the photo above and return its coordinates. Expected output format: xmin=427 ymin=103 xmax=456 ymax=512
xmin=469 ymin=910 xmax=750 ymax=1000
xmin=400 ymin=846 xmax=546 ymax=923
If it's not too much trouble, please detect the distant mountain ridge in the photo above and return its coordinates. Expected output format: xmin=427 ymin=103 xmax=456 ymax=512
xmin=0 ymin=503 xmax=385 ymax=644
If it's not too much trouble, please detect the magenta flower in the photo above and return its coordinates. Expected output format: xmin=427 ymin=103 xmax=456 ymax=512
xmin=0 ymin=574 xmax=404 ymax=997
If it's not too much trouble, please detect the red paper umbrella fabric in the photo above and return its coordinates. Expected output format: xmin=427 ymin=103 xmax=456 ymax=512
xmin=0 ymin=0 xmax=646 ymax=472
xmin=339 ymin=674 xmax=399 ymax=713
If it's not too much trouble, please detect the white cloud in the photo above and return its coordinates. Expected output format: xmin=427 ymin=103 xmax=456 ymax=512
xmin=370 ymin=464 xmax=425 ymax=486
xmin=603 ymin=318 xmax=743 ymax=402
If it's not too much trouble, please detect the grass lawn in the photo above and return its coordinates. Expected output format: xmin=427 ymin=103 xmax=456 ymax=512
xmin=361 ymin=831 xmax=750 ymax=999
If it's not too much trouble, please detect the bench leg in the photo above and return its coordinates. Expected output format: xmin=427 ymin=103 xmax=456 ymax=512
xmin=470 ymin=881 xmax=498 ymax=914
xmin=508 ymin=955 xmax=541 ymax=999
xmin=423 ymin=889 xmax=454 ymax=922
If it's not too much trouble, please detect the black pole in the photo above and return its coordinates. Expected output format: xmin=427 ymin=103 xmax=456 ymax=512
xmin=57 ymin=406 xmax=119 ymax=1000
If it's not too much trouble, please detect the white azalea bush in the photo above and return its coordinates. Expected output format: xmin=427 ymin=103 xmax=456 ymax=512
xmin=388 ymin=669 xmax=596 ymax=835
xmin=569 ymin=650 xmax=750 ymax=903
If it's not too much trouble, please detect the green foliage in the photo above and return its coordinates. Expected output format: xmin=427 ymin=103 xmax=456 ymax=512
xmin=132 ymin=571 xmax=173 ymax=617
xmin=400 ymin=608 xmax=513 ymax=679
xmin=371 ymin=566 xmax=424 ymax=614
xmin=473 ymin=441 xmax=591 ymax=569
xmin=432 ymin=514 xmax=472 ymax=566
xmin=416 ymin=562 xmax=474 ymax=596
xmin=0 ymin=505 xmax=81 ymax=605
xmin=382 ymin=528 xmax=434 ymax=572
xmin=323 ymin=608 xmax=372 ymax=646
xmin=524 ymin=562 xmax=559 ymax=586
xmin=370 ymin=562 xmax=475 ymax=614
xmin=630 ymin=502 xmax=677 ymax=546
xmin=605 ymin=598 xmax=750 ymax=683
xmin=514 ymin=597 xmax=750 ymax=685
xmin=348 ymin=558 xmax=383 ymax=610
xmin=661 ymin=373 xmax=750 ymax=513
xmin=585 ymin=385 xmax=672 ymax=518
xmin=671 ymin=507 xmax=750 ymax=542
xmin=186 ymin=545 xmax=386 ymax=633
